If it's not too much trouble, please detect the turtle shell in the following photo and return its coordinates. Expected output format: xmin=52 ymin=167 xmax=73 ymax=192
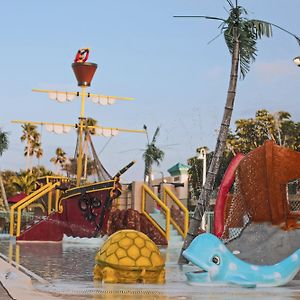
xmin=95 ymin=229 xmax=164 ymax=271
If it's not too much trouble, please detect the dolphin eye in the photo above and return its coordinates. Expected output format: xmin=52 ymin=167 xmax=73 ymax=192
xmin=212 ymin=255 xmax=220 ymax=265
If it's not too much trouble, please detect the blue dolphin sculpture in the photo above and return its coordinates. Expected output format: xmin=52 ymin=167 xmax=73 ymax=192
xmin=183 ymin=233 xmax=300 ymax=288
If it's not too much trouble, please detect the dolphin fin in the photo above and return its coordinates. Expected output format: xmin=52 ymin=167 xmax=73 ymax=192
xmin=228 ymin=275 xmax=257 ymax=288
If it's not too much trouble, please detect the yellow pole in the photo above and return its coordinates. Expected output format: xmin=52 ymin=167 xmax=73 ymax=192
xmin=76 ymin=86 xmax=86 ymax=186
xmin=8 ymin=242 xmax=13 ymax=263
xmin=55 ymin=189 xmax=60 ymax=210
xmin=16 ymin=182 xmax=60 ymax=236
xmin=9 ymin=183 xmax=52 ymax=236
xmin=80 ymin=86 xmax=86 ymax=118
xmin=47 ymin=191 xmax=53 ymax=215
xmin=16 ymin=244 xmax=20 ymax=267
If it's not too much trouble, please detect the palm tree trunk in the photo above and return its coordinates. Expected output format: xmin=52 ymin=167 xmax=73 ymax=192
xmin=0 ymin=173 xmax=9 ymax=211
xmin=178 ymin=28 xmax=240 ymax=263
xmin=26 ymin=140 xmax=30 ymax=172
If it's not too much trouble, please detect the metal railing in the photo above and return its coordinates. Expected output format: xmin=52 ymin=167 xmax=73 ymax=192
xmin=141 ymin=184 xmax=170 ymax=241
xmin=162 ymin=186 xmax=189 ymax=238
xmin=9 ymin=182 xmax=61 ymax=237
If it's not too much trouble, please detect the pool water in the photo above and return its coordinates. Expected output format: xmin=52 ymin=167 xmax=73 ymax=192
xmin=2 ymin=237 xmax=300 ymax=299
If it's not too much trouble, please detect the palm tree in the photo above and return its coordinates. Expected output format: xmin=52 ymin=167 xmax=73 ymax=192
xmin=175 ymin=0 xmax=300 ymax=263
xmin=142 ymin=125 xmax=165 ymax=185
xmin=31 ymin=166 xmax=54 ymax=178
xmin=50 ymin=147 xmax=67 ymax=174
xmin=12 ymin=172 xmax=37 ymax=195
xmin=21 ymin=124 xmax=43 ymax=172
xmin=0 ymin=129 xmax=9 ymax=211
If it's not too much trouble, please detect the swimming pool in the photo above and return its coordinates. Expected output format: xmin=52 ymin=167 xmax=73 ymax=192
xmin=2 ymin=237 xmax=300 ymax=300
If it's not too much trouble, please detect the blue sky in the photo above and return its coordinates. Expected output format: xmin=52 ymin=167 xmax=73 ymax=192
xmin=0 ymin=0 xmax=299 ymax=182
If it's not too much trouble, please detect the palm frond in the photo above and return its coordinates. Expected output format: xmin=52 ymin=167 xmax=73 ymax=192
xmin=208 ymin=32 xmax=224 ymax=44
xmin=0 ymin=130 xmax=9 ymax=156
xmin=251 ymin=19 xmax=300 ymax=46
xmin=151 ymin=126 xmax=160 ymax=144
xmin=173 ymin=15 xmax=225 ymax=22
xmin=226 ymin=0 xmax=234 ymax=9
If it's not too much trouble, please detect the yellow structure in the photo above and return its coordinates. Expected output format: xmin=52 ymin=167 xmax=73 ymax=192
xmin=9 ymin=181 xmax=62 ymax=237
xmin=163 ymin=186 xmax=189 ymax=238
xmin=94 ymin=229 xmax=165 ymax=284
xmin=141 ymin=184 xmax=171 ymax=241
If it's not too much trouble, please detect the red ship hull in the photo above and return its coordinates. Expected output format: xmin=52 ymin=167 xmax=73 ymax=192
xmin=17 ymin=180 xmax=116 ymax=241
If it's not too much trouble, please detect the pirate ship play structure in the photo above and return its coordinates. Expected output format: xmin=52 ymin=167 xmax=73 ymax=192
xmin=9 ymin=49 xmax=146 ymax=241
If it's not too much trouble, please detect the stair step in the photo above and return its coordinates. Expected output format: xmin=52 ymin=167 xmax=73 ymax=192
xmin=170 ymin=229 xmax=179 ymax=236
xmin=149 ymin=211 xmax=184 ymax=246
xmin=170 ymin=235 xmax=183 ymax=241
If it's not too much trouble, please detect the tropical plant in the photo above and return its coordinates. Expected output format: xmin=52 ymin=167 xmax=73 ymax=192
xmin=31 ymin=166 xmax=54 ymax=178
xmin=50 ymin=147 xmax=67 ymax=174
xmin=188 ymin=147 xmax=233 ymax=208
xmin=1 ymin=170 xmax=18 ymax=199
xmin=85 ymin=117 xmax=97 ymax=135
xmin=0 ymin=129 xmax=8 ymax=156
xmin=227 ymin=109 xmax=300 ymax=154
xmin=12 ymin=172 xmax=37 ymax=195
xmin=142 ymin=125 xmax=165 ymax=185
xmin=176 ymin=1 xmax=300 ymax=262
xmin=0 ymin=129 xmax=9 ymax=210
xmin=20 ymin=123 xmax=43 ymax=172
xmin=63 ymin=156 xmax=96 ymax=180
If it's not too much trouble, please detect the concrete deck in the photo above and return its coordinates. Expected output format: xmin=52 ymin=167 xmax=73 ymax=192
xmin=0 ymin=284 xmax=11 ymax=300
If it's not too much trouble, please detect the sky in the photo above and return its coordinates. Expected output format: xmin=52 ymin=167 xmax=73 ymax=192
xmin=0 ymin=0 xmax=299 ymax=183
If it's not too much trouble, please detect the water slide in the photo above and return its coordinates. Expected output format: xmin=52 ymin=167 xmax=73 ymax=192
xmin=213 ymin=153 xmax=244 ymax=237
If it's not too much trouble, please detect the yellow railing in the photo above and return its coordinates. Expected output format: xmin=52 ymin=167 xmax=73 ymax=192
xmin=141 ymin=184 xmax=170 ymax=241
xmin=37 ymin=175 xmax=70 ymax=185
xmin=9 ymin=182 xmax=61 ymax=237
xmin=10 ymin=183 xmax=52 ymax=236
xmin=55 ymin=179 xmax=115 ymax=213
xmin=162 ymin=186 xmax=189 ymax=238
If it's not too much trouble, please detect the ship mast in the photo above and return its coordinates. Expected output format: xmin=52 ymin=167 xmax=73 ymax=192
xmin=12 ymin=49 xmax=145 ymax=186
xmin=72 ymin=59 xmax=97 ymax=186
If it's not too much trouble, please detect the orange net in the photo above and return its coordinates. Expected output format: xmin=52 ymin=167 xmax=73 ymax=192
xmin=220 ymin=141 xmax=300 ymax=243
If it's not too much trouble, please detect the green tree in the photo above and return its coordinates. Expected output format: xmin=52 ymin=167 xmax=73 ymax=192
xmin=0 ymin=129 xmax=9 ymax=210
xmin=1 ymin=170 xmax=18 ymax=199
xmin=227 ymin=109 xmax=300 ymax=154
xmin=188 ymin=147 xmax=233 ymax=209
xmin=31 ymin=166 xmax=54 ymax=178
xmin=50 ymin=147 xmax=67 ymax=174
xmin=12 ymin=172 xmax=37 ymax=195
xmin=142 ymin=125 xmax=165 ymax=185
xmin=62 ymin=156 xmax=96 ymax=181
xmin=176 ymin=1 xmax=300 ymax=262
xmin=20 ymin=124 xmax=43 ymax=172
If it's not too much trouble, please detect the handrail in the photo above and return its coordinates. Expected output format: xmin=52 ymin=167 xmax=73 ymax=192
xmin=163 ymin=186 xmax=189 ymax=238
xmin=15 ymin=182 xmax=61 ymax=237
xmin=141 ymin=184 xmax=170 ymax=241
xmin=9 ymin=183 xmax=53 ymax=236
xmin=56 ymin=180 xmax=115 ymax=213
xmin=37 ymin=175 xmax=70 ymax=185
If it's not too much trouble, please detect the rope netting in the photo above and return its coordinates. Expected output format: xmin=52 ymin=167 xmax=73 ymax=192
xmin=74 ymin=131 xmax=112 ymax=182
xmin=220 ymin=171 xmax=251 ymax=243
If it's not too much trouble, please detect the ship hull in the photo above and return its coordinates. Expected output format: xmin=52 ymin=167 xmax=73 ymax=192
xmin=17 ymin=180 xmax=115 ymax=241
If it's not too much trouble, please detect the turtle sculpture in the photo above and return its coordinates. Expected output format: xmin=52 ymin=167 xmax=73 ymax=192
xmin=94 ymin=229 xmax=165 ymax=284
